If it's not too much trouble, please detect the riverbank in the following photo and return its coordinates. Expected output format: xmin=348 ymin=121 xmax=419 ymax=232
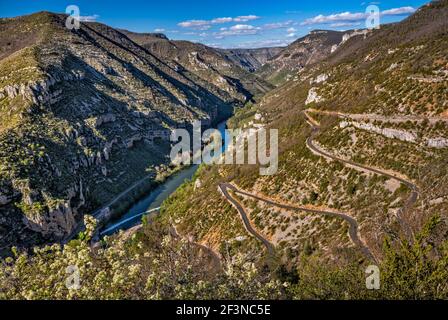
xmin=100 ymin=164 xmax=199 ymax=236
xmin=94 ymin=120 xmax=230 ymax=237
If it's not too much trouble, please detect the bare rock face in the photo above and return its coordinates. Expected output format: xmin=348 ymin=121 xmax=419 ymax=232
xmin=0 ymin=194 xmax=11 ymax=206
xmin=22 ymin=202 xmax=76 ymax=238
xmin=17 ymin=181 xmax=86 ymax=239
xmin=95 ymin=113 xmax=116 ymax=128
xmin=103 ymin=139 xmax=117 ymax=161
xmin=340 ymin=29 xmax=370 ymax=45
xmin=194 ymin=179 xmax=202 ymax=190
xmin=0 ymin=72 xmax=84 ymax=105
xmin=305 ymin=88 xmax=323 ymax=105
xmin=310 ymin=73 xmax=329 ymax=84
xmin=340 ymin=121 xmax=417 ymax=143
xmin=4 ymin=85 xmax=19 ymax=98
xmin=97 ymin=207 xmax=111 ymax=221
xmin=427 ymin=137 xmax=448 ymax=148
xmin=340 ymin=121 xmax=448 ymax=150
xmin=126 ymin=134 xmax=143 ymax=149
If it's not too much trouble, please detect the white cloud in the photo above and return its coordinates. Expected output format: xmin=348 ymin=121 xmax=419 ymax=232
xmin=178 ymin=20 xmax=211 ymax=30
xmin=301 ymin=6 xmax=416 ymax=25
xmin=286 ymin=27 xmax=297 ymax=38
xmin=214 ymin=24 xmax=261 ymax=38
xmin=211 ymin=17 xmax=233 ymax=24
xmin=233 ymin=15 xmax=260 ymax=22
xmin=154 ymin=28 xmax=166 ymax=32
xmin=178 ymin=14 xmax=260 ymax=30
xmin=382 ymin=6 xmax=416 ymax=15
xmin=208 ymin=18 xmax=297 ymax=40
xmin=230 ymin=24 xmax=256 ymax=31
xmin=301 ymin=12 xmax=366 ymax=25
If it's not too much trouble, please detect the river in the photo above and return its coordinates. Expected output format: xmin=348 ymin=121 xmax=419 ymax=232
xmin=100 ymin=121 xmax=229 ymax=236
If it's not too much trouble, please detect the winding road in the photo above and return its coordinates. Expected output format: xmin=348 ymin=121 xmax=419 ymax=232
xmin=304 ymin=110 xmax=419 ymax=238
xmin=220 ymin=183 xmax=376 ymax=262
xmin=219 ymin=110 xmax=420 ymax=262
xmin=218 ymin=183 xmax=276 ymax=256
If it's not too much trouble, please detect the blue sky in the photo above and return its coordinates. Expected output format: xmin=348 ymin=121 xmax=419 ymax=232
xmin=0 ymin=0 xmax=429 ymax=48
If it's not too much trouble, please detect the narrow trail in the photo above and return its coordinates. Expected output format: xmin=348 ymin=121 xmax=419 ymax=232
xmin=218 ymin=183 xmax=276 ymax=256
xmin=304 ymin=110 xmax=420 ymax=239
xmin=220 ymin=183 xmax=376 ymax=262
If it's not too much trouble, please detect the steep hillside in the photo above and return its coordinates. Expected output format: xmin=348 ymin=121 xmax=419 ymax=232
xmin=0 ymin=12 xmax=266 ymax=251
xmin=304 ymin=2 xmax=448 ymax=117
xmin=160 ymin=0 xmax=448 ymax=268
xmin=217 ymin=47 xmax=283 ymax=72
xmin=256 ymin=30 xmax=348 ymax=85
xmin=121 ymin=30 xmax=274 ymax=97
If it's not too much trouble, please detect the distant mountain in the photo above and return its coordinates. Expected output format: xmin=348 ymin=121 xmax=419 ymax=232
xmin=256 ymin=30 xmax=349 ymax=85
xmin=217 ymin=47 xmax=284 ymax=72
xmin=0 ymin=11 xmax=269 ymax=251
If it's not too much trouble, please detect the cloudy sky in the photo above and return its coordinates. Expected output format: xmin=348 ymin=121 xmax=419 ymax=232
xmin=0 ymin=0 xmax=429 ymax=48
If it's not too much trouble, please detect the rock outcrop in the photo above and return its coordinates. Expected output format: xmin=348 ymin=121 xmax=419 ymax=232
xmin=20 ymin=181 xmax=85 ymax=238
xmin=340 ymin=121 xmax=417 ymax=142
xmin=305 ymin=88 xmax=323 ymax=105
xmin=0 ymin=194 xmax=11 ymax=206
xmin=427 ymin=137 xmax=448 ymax=148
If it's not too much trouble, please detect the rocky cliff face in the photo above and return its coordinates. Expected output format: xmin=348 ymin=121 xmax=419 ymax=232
xmin=20 ymin=181 xmax=85 ymax=238
xmin=0 ymin=12 xmax=268 ymax=251
xmin=340 ymin=121 xmax=448 ymax=149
